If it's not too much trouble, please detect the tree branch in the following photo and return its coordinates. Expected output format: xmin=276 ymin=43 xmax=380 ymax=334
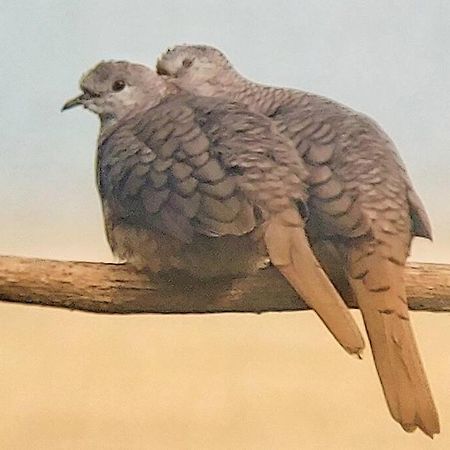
xmin=0 ymin=255 xmax=449 ymax=314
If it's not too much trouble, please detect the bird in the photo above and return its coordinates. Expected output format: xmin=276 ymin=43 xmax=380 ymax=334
xmin=62 ymin=60 xmax=364 ymax=356
xmin=156 ymin=45 xmax=439 ymax=437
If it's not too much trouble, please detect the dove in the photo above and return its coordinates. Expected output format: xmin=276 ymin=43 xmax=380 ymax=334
xmin=156 ymin=45 xmax=439 ymax=436
xmin=62 ymin=60 xmax=364 ymax=356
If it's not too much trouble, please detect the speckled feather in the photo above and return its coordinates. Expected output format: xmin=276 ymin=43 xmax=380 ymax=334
xmin=98 ymin=94 xmax=309 ymax=248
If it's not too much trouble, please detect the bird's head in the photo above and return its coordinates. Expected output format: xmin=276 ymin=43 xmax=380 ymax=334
xmin=156 ymin=44 xmax=232 ymax=95
xmin=62 ymin=60 xmax=168 ymax=126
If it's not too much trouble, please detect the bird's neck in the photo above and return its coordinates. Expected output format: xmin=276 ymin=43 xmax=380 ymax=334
xmin=99 ymin=82 xmax=171 ymax=139
xmin=214 ymin=70 xmax=305 ymax=116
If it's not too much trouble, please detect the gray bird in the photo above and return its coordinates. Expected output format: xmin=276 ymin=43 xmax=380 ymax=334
xmin=156 ymin=45 xmax=439 ymax=437
xmin=62 ymin=60 xmax=364 ymax=355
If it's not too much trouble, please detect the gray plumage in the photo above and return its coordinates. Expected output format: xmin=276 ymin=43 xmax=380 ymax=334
xmin=156 ymin=45 xmax=439 ymax=437
xmin=63 ymin=60 xmax=365 ymax=356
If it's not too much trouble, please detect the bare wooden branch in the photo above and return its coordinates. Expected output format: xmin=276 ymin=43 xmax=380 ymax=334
xmin=0 ymin=255 xmax=449 ymax=314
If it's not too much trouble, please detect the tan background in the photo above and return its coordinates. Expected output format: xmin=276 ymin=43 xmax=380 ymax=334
xmin=1 ymin=1 xmax=449 ymax=449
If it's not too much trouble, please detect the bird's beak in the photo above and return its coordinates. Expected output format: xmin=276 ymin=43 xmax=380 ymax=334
xmin=61 ymin=93 xmax=88 ymax=112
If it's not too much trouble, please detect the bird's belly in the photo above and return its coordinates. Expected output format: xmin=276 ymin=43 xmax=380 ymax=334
xmin=108 ymin=224 xmax=268 ymax=278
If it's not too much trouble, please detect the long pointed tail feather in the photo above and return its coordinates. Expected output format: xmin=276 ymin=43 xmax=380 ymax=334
xmin=264 ymin=211 xmax=365 ymax=355
xmin=347 ymin=247 xmax=440 ymax=437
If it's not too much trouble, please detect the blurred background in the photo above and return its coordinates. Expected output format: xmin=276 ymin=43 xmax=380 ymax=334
xmin=0 ymin=1 xmax=449 ymax=448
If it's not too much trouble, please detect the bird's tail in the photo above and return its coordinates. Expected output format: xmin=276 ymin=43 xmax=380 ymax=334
xmin=347 ymin=244 xmax=440 ymax=437
xmin=264 ymin=210 xmax=365 ymax=355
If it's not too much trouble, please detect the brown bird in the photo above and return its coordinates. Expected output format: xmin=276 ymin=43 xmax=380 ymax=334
xmin=62 ymin=60 xmax=364 ymax=356
xmin=156 ymin=45 xmax=439 ymax=437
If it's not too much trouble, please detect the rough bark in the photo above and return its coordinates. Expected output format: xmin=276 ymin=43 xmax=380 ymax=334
xmin=0 ymin=255 xmax=449 ymax=314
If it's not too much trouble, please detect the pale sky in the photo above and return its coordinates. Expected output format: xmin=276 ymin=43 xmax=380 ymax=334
xmin=0 ymin=1 xmax=449 ymax=449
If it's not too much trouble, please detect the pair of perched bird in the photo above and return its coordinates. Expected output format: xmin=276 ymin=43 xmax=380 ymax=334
xmin=62 ymin=44 xmax=439 ymax=436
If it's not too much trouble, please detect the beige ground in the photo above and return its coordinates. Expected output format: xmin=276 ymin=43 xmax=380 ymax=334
xmin=0 ymin=289 xmax=448 ymax=449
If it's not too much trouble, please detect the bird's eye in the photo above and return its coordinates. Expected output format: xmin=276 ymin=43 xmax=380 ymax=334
xmin=112 ymin=80 xmax=126 ymax=92
xmin=182 ymin=58 xmax=193 ymax=68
